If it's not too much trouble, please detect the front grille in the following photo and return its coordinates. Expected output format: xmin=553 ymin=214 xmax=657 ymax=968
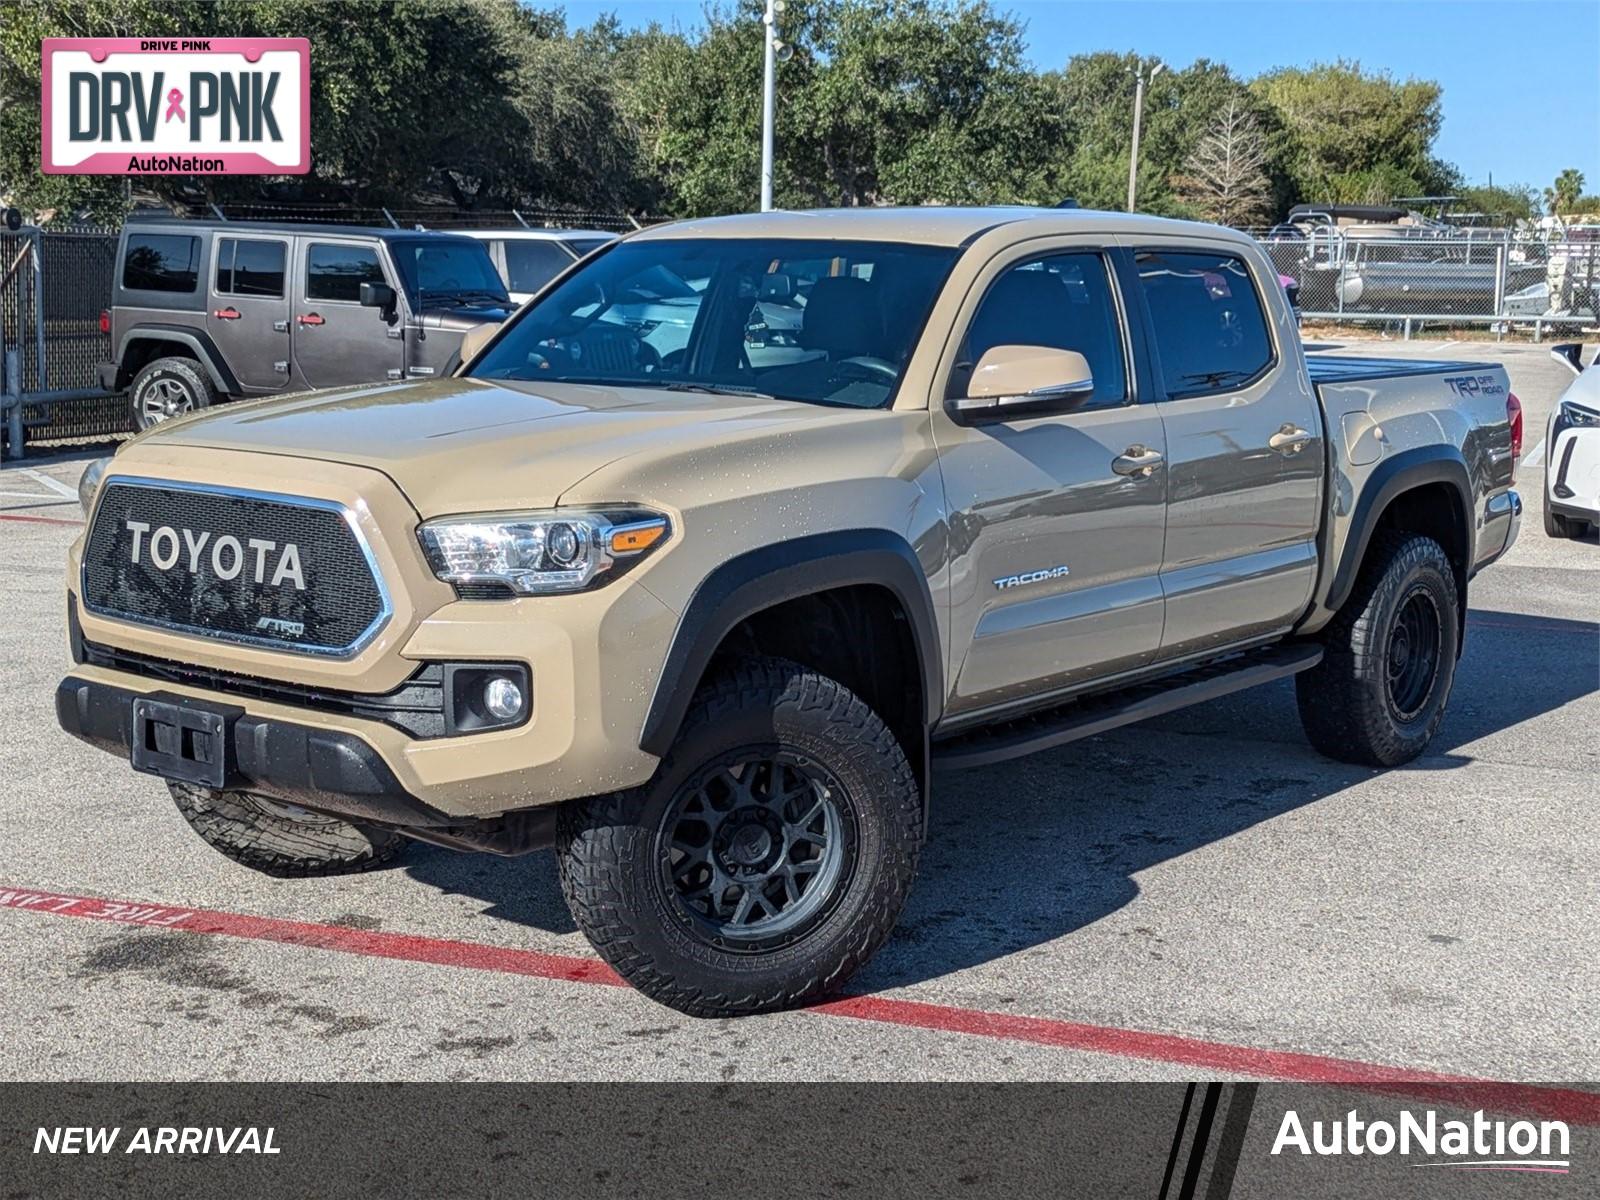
xmin=82 ymin=478 xmax=388 ymax=655
xmin=81 ymin=638 xmax=447 ymax=738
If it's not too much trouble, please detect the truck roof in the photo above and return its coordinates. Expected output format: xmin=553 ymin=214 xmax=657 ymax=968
xmin=629 ymin=206 xmax=1241 ymax=247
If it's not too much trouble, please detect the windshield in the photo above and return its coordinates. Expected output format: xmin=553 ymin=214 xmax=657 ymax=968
xmin=390 ymin=238 xmax=510 ymax=306
xmin=469 ymin=237 xmax=959 ymax=408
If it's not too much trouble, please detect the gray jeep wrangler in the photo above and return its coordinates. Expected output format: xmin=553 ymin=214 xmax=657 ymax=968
xmin=98 ymin=218 xmax=511 ymax=430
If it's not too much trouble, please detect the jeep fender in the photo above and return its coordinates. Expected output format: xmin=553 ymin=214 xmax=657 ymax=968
xmin=1324 ymin=444 xmax=1474 ymax=619
xmin=117 ymin=326 xmax=240 ymax=395
xmin=638 ymin=529 xmax=943 ymax=758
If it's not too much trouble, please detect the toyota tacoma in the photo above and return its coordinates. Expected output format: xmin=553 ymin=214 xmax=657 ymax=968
xmin=60 ymin=207 xmax=1523 ymax=1016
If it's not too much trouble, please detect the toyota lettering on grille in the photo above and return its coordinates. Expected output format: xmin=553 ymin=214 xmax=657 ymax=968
xmin=124 ymin=519 xmax=306 ymax=590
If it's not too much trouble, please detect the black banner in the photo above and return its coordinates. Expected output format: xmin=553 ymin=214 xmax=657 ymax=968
xmin=3 ymin=1083 xmax=1595 ymax=1198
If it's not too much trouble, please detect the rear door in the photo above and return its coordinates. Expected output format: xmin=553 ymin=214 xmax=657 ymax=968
xmin=933 ymin=243 xmax=1169 ymax=719
xmin=208 ymin=235 xmax=291 ymax=392
xmin=293 ymin=237 xmax=403 ymax=389
xmin=1126 ymin=242 xmax=1324 ymax=661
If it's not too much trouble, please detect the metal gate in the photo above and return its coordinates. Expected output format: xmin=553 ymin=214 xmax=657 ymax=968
xmin=1 ymin=225 xmax=122 ymax=462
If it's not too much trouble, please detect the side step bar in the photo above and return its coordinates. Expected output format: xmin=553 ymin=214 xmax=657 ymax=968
xmin=933 ymin=643 xmax=1323 ymax=770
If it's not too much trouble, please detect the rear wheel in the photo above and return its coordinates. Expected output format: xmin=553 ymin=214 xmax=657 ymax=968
xmin=557 ymin=657 xmax=922 ymax=1017
xmin=1297 ymin=532 xmax=1460 ymax=767
xmin=169 ymin=782 xmax=409 ymax=877
xmin=129 ymin=356 xmax=217 ymax=432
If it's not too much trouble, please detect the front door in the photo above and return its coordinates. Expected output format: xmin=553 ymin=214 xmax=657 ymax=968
xmin=934 ymin=247 xmax=1169 ymax=720
xmin=207 ymin=235 xmax=291 ymax=393
xmin=293 ymin=238 xmax=403 ymax=389
xmin=1127 ymin=243 xmax=1324 ymax=661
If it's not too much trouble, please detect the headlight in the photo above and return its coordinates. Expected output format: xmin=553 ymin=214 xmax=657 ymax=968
xmin=1560 ymin=399 xmax=1600 ymax=428
xmin=418 ymin=508 xmax=670 ymax=596
xmin=77 ymin=456 xmax=111 ymax=516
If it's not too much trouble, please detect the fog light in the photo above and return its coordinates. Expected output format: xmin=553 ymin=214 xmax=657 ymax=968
xmin=483 ymin=676 xmax=524 ymax=721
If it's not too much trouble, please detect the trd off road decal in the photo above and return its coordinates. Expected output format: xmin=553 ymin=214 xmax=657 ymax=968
xmin=41 ymin=38 xmax=309 ymax=174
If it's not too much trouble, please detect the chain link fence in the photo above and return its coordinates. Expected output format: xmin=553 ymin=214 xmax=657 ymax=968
xmin=1255 ymin=229 xmax=1600 ymax=336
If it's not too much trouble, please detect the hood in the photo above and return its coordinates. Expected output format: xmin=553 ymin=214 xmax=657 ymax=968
xmin=419 ymin=303 xmax=510 ymax=331
xmin=128 ymin=376 xmax=871 ymax=516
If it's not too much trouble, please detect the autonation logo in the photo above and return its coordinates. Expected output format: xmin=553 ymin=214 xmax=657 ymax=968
xmin=1272 ymin=1108 xmax=1571 ymax=1174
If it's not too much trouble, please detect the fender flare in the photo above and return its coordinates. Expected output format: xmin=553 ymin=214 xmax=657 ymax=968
xmin=1326 ymin=444 xmax=1474 ymax=616
xmin=638 ymin=529 xmax=943 ymax=758
xmin=117 ymin=325 xmax=239 ymax=395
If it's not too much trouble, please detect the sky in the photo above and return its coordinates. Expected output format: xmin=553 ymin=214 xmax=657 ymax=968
xmin=559 ymin=0 xmax=1600 ymax=193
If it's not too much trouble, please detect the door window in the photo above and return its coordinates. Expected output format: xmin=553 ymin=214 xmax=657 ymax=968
xmin=1135 ymin=250 xmax=1273 ymax=398
xmin=306 ymin=243 xmax=387 ymax=303
xmin=215 ymin=239 xmax=286 ymax=297
xmin=503 ymin=240 xmax=577 ymax=293
xmin=122 ymin=234 xmax=199 ymax=293
xmin=955 ymin=252 xmax=1128 ymax=408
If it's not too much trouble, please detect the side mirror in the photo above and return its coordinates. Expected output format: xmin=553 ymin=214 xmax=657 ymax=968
xmin=455 ymin=320 xmax=500 ymax=374
xmin=951 ymin=346 xmax=1095 ymax=421
xmin=359 ymin=281 xmax=397 ymax=317
xmin=1551 ymin=343 xmax=1586 ymax=377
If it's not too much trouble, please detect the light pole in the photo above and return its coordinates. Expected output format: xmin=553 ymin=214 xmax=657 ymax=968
xmin=1126 ymin=60 xmax=1165 ymax=213
xmin=759 ymin=0 xmax=790 ymax=212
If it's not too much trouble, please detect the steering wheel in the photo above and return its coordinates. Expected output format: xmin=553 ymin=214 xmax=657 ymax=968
xmin=434 ymin=276 xmax=464 ymax=291
xmin=832 ymin=355 xmax=898 ymax=383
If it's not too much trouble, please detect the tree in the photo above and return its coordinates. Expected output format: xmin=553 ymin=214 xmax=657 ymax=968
xmin=1456 ymin=183 xmax=1538 ymax=224
xmin=623 ymin=0 xmax=1068 ymax=215
xmin=1250 ymin=61 xmax=1457 ymax=206
xmin=1173 ymin=98 xmax=1271 ymax=226
xmin=1546 ymin=168 xmax=1587 ymax=215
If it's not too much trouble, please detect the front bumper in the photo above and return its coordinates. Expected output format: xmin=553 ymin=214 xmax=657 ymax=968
xmin=57 ymin=675 xmax=445 ymax=827
xmin=1547 ymin=427 xmax=1600 ymax=521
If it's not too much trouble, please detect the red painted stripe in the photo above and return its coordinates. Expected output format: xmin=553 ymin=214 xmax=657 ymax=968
xmin=2 ymin=883 xmax=1597 ymax=1124
xmin=0 ymin=511 xmax=82 ymax=526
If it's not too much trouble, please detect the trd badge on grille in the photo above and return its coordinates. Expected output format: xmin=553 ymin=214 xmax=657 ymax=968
xmin=255 ymin=616 xmax=306 ymax=638
xmin=124 ymin=519 xmax=306 ymax=590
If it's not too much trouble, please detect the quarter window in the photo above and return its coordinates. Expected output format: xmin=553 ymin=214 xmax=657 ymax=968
xmin=956 ymin=252 xmax=1128 ymax=409
xmin=1136 ymin=250 xmax=1273 ymax=397
xmin=215 ymin=238 xmax=286 ymax=298
xmin=306 ymin=243 xmax=387 ymax=303
xmin=122 ymin=234 xmax=199 ymax=293
xmin=503 ymin=240 xmax=577 ymax=294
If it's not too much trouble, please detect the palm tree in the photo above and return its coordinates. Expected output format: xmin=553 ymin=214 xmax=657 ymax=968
xmin=1545 ymin=168 xmax=1586 ymax=215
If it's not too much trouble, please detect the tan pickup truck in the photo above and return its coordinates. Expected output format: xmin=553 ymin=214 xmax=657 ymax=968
xmin=60 ymin=207 xmax=1522 ymax=1016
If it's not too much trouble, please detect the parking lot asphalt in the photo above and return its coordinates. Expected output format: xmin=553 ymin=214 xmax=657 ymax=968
xmin=1 ymin=336 xmax=1595 ymax=1083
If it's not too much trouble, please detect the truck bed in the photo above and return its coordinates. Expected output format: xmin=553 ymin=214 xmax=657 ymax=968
xmin=1304 ymin=355 xmax=1488 ymax=385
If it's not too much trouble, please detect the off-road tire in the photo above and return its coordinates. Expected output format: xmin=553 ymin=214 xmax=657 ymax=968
xmin=1296 ymin=531 xmax=1460 ymax=767
xmin=129 ymin=356 xmax=217 ymax=432
xmin=169 ymin=782 xmax=409 ymax=877
xmin=557 ymin=657 xmax=923 ymax=1017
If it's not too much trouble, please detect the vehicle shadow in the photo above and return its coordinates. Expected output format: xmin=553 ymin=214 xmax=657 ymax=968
xmin=400 ymin=607 xmax=1596 ymax=982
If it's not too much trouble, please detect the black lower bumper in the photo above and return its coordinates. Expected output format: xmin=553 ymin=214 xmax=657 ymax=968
xmin=56 ymin=674 xmax=450 ymax=829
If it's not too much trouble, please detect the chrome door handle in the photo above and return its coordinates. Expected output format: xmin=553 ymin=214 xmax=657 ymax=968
xmin=1111 ymin=446 xmax=1165 ymax=477
xmin=1269 ymin=424 xmax=1313 ymax=454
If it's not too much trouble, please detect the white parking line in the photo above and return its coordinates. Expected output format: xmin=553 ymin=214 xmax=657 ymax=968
xmin=17 ymin=469 xmax=77 ymax=500
xmin=1522 ymin=438 xmax=1546 ymax=469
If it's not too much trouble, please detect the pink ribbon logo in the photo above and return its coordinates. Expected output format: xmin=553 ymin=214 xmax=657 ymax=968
xmin=164 ymin=88 xmax=185 ymax=123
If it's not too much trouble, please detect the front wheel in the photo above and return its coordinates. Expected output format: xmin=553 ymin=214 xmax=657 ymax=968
xmin=170 ymin=783 xmax=410 ymax=876
xmin=557 ymin=658 xmax=922 ymax=1017
xmin=1296 ymin=532 xmax=1460 ymax=767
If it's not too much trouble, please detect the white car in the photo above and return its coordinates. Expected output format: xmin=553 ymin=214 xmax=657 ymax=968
xmin=456 ymin=228 xmax=617 ymax=304
xmin=1545 ymin=343 xmax=1600 ymax=538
